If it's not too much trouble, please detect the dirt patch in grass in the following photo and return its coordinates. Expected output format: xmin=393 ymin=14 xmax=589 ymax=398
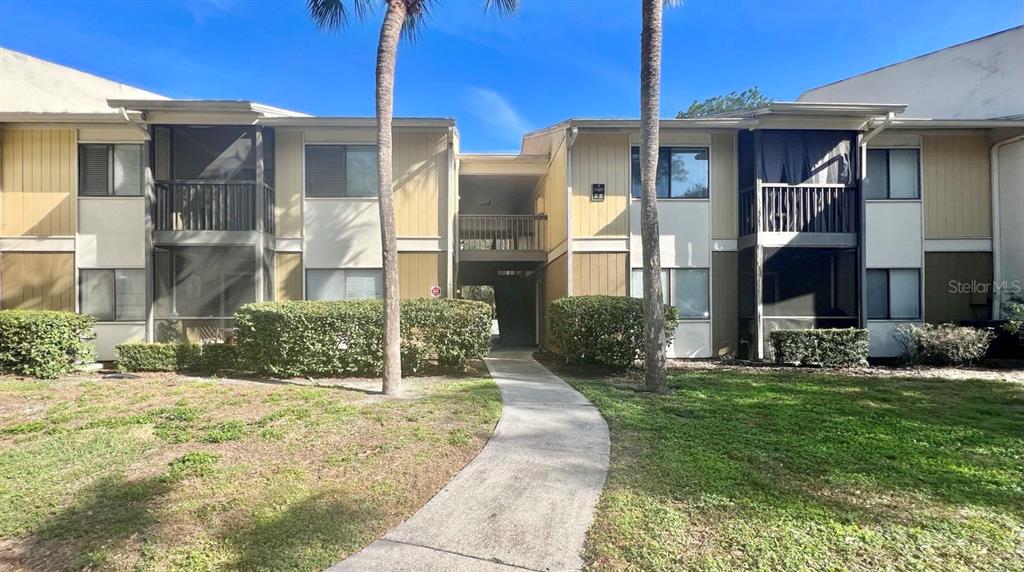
xmin=0 ymin=369 xmax=501 ymax=571
xmin=539 ymin=355 xmax=1024 ymax=571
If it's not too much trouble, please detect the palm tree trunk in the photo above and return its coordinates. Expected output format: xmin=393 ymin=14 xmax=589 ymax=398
xmin=376 ymin=0 xmax=406 ymax=397
xmin=640 ymin=0 xmax=667 ymax=393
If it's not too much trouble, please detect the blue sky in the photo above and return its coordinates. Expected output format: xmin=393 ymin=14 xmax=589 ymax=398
xmin=0 ymin=0 xmax=1019 ymax=151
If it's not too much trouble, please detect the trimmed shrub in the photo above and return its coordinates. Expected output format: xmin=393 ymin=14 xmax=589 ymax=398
xmin=233 ymin=298 xmax=492 ymax=377
xmin=115 ymin=343 xmax=201 ymax=373
xmin=548 ymin=296 xmax=680 ymax=369
xmin=770 ymin=328 xmax=869 ymax=367
xmin=196 ymin=343 xmax=239 ymax=373
xmin=0 ymin=310 xmax=95 ymax=379
xmin=896 ymin=323 xmax=993 ymax=366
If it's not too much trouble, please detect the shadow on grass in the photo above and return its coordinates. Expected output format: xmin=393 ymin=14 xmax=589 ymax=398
xmin=9 ymin=475 xmax=170 ymax=571
xmin=226 ymin=491 xmax=387 ymax=572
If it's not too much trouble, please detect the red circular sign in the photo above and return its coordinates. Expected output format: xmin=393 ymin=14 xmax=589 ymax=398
xmin=430 ymin=286 xmax=442 ymax=298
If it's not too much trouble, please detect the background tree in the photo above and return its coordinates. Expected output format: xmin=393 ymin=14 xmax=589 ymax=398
xmin=677 ymin=87 xmax=772 ymax=118
xmin=307 ymin=0 xmax=517 ymax=397
xmin=638 ymin=0 xmax=673 ymax=393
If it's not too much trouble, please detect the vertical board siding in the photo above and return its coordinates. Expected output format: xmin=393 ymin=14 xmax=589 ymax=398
xmin=275 ymin=130 xmax=304 ymax=238
xmin=570 ymin=133 xmax=630 ymax=237
xmin=572 ymin=252 xmax=627 ymax=295
xmin=398 ymin=252 xmax=443 ymax=299
xmin=536 ymin=133 xmax=568 ymax=252
xmin=1 ymin=129 xmax=76 ymax=236
xmin=0 ymin=252 xmax=74 ymax=310
xmin=394 ymin=131 xmax=445 ymax=238
xmin=924 ymin=252 xmax=993 ymax=323
xmin=274 ymin=252 xmax=303 ymax=301
xmin=712 ymin=251 xmax=739 ymax=357
xmin=922 ymin=134 xmax=992 ymax=238
xmin=711 ymin=133 xmax=738 ymax=238
xmin=540 ymin=254 xmax=569 ymax=350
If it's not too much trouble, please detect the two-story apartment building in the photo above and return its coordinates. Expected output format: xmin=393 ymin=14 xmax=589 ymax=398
xmin=1 ymin=38 xmax=1022 ymax=361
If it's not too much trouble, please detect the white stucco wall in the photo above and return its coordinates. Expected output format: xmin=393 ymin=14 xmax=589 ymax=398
xmin=998 ymin=140 xmax=1024 ymax=308
xmin=77 ymin=198 xmax=146 ymax=268
xmin=629 ymin=201 xmax=710 ymax=269
xmin=865 ymin=201 xmax=923 ymax=268
xmin=92 ymin=323 xmax=146 ymax=362
xmin=304 ymin=198 xmax=383 ymax=268
xmin=799 ymin=27 xmax=1023 ymax=119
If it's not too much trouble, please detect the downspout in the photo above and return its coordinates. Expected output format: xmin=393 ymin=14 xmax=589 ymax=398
xmin=119 ymin=107 xmax=151 ymax=141
xmin=990 ymin=133 xmax=1024 ymax=319
xmin=855 ymin=112 xmax=894 ymax=330
xmin=565 ymin=126 xmax=579 ymax=295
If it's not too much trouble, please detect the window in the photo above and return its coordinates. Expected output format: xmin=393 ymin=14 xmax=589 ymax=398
xmin=631 ymin=268 xmax=709 ymax=318
xmin=865 ymin=148 xmax=920 ymax=199
xmin=78 ymin=144 xmax=143 ymax=196
xmin=305 ymin=145 xmax=378 ymax=198
xmin=631 ymin=146 xmax=709 ymax=199
xmin=867 ymin=269 xmax=921 ymax=320
xmin=80 ymin=269 xmax=145 ymax=321
xmin=306 ymin=269 xmax=383 ymax=300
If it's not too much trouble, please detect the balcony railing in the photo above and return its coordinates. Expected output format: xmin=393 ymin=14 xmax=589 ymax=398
xmin=459 ymin=214 xmax=547 ymax=252
xmin=740 ymin=185 xmax=857 ymax=235
xmin=155 ymin=181 xmax=275 ymax=232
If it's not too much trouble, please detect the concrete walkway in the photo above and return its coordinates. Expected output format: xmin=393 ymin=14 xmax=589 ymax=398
xmin=329 ymin=349 xmax=610 ymax=572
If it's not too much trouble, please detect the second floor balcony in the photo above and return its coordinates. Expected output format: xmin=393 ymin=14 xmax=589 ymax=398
xmin=155 ymin=180 xmax=275 ymax=233
xmin=739 ymin=184 xmax=858 ymax=235
xmin=458 ymin=214 xmax=548 ymax=262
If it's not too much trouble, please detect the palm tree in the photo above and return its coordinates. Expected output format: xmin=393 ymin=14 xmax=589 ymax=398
xmin=306 ymin=0 xmax=518 ymax=397
xmin=639 ymin=0 xmax=669 ymax=393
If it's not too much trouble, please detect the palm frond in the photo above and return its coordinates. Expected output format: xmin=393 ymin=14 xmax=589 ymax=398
xmin=306 ymin=0 xmax=376 ymax=31
xmin=484 ymin=0 xmax=519 ymax=16
xmin=400 ymin=0 xmax=434 ymax=41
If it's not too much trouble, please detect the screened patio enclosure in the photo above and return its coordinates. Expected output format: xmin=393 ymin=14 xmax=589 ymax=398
xmin=153 ymin=245 xmax=266 ymax=342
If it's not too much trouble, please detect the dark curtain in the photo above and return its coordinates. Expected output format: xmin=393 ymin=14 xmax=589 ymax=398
xmin=760 ymin=130 xmax=852 ymax=185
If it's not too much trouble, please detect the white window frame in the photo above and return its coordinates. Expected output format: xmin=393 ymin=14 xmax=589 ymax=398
xmin=302 ymin=143 xmax=379 ymax=200
xmin=631 ymin=267 xmax=710 ymax=320
xmin=77 ymin=143 xmax=144 ymax=197
xmin=629 ymin=145 xmax=712 ymax=201
xmin=864 ymin=147 xmax=922 ymax=201
xmin=304 ymin=268 xmax=384 ymax=300
xmin=79 ymin=268 xmax=146 ymax=322
xmin=866 ymin=268 xmax=922 ymax=321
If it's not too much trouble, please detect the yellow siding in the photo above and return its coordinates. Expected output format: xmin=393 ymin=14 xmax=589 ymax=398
xmin=1 ymin=128 xmax=76 ymax=237
xmin=922 ymin=134 xmax=991 ymax=238
xmin=712 ymin=251 xmax=738 ymax=358
xmin=540 ymin=254 xmax=569 ymax=351
xmin=274 ymin=130 xmax=304 ymax=238
xmin=537 ymin=132 xmax=568 ymax=252
xmin=274 ymin=253 xmax=303 ymax=301
xmin=924 ymin=252 xmax=993 ymax=323
xmin=399 ymin=252 xmax=443 ymax=299
xmin=572 ymin=252 xmax=627 ymax=296
xmin=394 ymin=130 xmax=446 ymax=238
xmin=0 ymin=252 xmax=74 ymax=310
xmin=570 ymin=133 xmax=630 ymax=237
xmin=711 ymin=133 xmax=737 ymax=238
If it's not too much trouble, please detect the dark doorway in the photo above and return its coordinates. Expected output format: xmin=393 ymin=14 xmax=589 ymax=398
xmin=493 ymin=275 xmax=536 ymax=346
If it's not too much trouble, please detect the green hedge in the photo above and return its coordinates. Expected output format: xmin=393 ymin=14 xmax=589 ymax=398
xmin=549 ymin=296 xmax=680 ymax=369
xmin=0 ymin=310 xmax=95 ymax=379
xmin=770 ymin=328 xmax=869 ymax=367
xmin=115 ymin=343 xmax=238 ymax=373
xmin=233 ymin=298 xmax=492 ymax=377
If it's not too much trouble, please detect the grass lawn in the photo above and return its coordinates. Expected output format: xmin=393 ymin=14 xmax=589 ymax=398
xmin=0 ymin=371 xmax=500 ymax=571
xmin=547 ymin=360 xmax=1024 ymax=571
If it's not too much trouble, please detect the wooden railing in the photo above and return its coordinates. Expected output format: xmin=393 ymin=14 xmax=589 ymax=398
xmin=459 ymin=214 xmax=547 ymax=251
xmin=740 ymin=185 xmax=857 ymax=235
xmin=155 ymin=181 xmax=275 ymax=232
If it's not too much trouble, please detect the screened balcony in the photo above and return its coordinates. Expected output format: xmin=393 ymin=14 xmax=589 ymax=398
xmin=152 ymin=125 xmax=275 ymax=233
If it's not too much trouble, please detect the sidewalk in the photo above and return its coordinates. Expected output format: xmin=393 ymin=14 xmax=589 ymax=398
xmin=329 ymin=349 xmax=610 ymax=571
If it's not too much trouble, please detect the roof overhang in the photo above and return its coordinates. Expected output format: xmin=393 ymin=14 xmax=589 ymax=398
xmin=259 ymin=116 xmax=454 ymax=128
xmin=887 ymin=118 xmax=1024 ymax=129
xmin=459 ymin=154 xmax=549 ymax=176
xmin=746 ymin=102 xmax=907 ymax=117
xmin=0 ymin=111 xmax=143 ymax=123
xmin=107 ymin=99 xmax=308 ymax=118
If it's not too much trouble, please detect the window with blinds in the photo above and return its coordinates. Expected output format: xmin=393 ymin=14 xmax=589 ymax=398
xmin=864 ymin=148 xmax=920 ymax=200
xmin=305 ymin=269 xmax=383 ymax=300
xmin=304 ymin=145 xmax=377 ymax=198
xmin=78 ymin=144 xmax=143 ymax=196
xmin=80 ymin=269 xmax=145 ymax=321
